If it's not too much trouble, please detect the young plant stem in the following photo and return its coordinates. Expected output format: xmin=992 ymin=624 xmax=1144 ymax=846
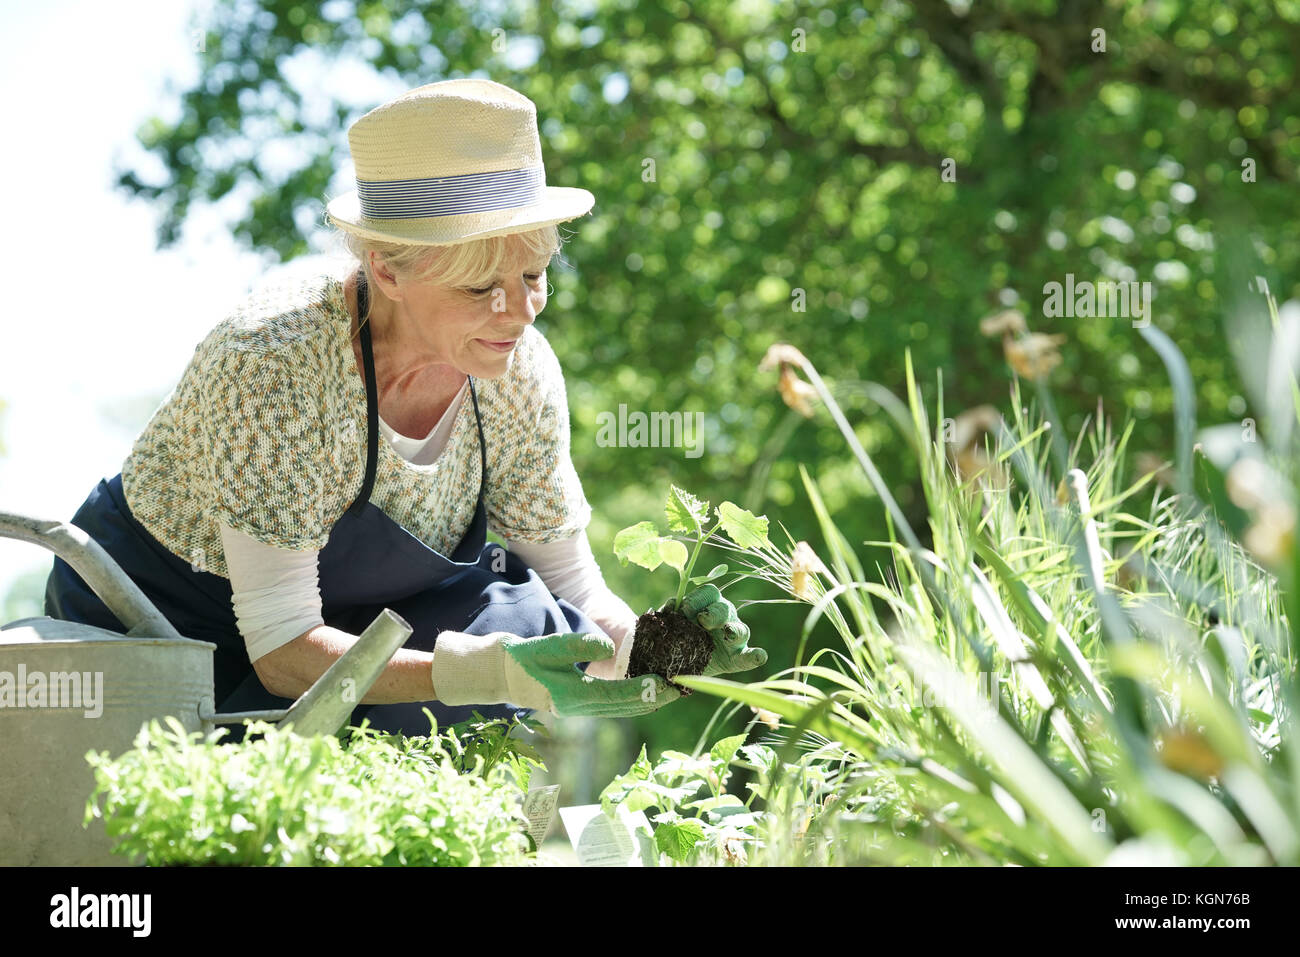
xmin=674 ymin=519 xmax=723 ymax=609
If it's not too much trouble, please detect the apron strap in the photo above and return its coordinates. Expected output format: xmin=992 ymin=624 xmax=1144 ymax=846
xmin=349 ymin=272 xmax=380 ymax=516
xmin=348 ymin=271 xmax=489 ymax=515
xmin=467 ymin=375 xmax=487 ymax=490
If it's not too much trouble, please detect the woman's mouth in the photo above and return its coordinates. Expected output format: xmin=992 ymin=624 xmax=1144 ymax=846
xmin=477 ymin=338 xmax=519 ymax=353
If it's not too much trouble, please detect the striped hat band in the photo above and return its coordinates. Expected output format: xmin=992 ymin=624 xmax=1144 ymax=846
xmin=356 ymin=166 xmax=546 ymax=220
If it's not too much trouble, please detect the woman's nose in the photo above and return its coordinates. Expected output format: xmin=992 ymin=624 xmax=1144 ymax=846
xmin=502 ymin=279 xmax=539 ymax=324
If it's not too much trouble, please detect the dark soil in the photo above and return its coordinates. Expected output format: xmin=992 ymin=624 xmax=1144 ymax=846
xmin=626 ymin=607 xmax=714 ymax=694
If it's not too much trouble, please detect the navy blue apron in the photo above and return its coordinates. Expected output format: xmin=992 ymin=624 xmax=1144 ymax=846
xmin=45 ymin=273 xmax=604 ymax=737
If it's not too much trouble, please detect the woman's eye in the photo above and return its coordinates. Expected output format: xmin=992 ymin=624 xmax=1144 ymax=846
xmin=466 ymin=273 xmax=543 ymax=296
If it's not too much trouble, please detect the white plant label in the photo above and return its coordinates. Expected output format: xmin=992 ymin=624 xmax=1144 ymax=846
xmin=521 ymin=784 xmax=561 ymax=848
xmin=558 ymin=803 xmax=653 ymax=867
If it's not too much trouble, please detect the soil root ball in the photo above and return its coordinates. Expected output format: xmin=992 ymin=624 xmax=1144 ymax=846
xmin=625 ymin=608 xmax=713 ymax=694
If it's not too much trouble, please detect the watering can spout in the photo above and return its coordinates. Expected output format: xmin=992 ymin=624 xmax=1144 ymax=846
xmin=278 ymin=609 xmax=413 ymax=736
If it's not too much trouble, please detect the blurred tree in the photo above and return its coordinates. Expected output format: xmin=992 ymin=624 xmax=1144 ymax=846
xmin=116 ymin=0 xmax=1300 ymax=754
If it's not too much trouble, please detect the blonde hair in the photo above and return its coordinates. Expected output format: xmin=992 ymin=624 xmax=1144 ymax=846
xmin=338 ymin=225 xmax=563 ymax=336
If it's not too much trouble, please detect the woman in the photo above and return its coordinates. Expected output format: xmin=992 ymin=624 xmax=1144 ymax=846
xmin=44 ymin=79 xmax=765 ymax=733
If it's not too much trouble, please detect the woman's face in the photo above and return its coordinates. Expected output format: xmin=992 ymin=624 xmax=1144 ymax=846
xmin=381 ymin=238 xmax=551 ymax=380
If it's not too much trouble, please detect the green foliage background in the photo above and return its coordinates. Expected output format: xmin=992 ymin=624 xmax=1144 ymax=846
xmin=120 ymin=0 xmax=1300 ymax=764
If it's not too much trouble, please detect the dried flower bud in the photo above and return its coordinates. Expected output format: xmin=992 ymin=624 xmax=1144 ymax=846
xmin=946 ymin=405 xmax=1002 ymax=450
xmin=955 ymin=446 xmax=1008 ymax=486
xmin=945 ymin=406 xmax=1007 ymax=486
xmin=778 ymin=366 xmax=819 ymax=418
xmin=719 ymin=829 xmax=752 ymax=864
xmin=1004 ymin=332 xmax=1066 ymax=379
xmin=759 ymin=342 xmax=808 ymax=372
xmin=979 ymin=309 xmax=1027 ymax=338
xmin=790 ymin=540 xmax=828 ymax=599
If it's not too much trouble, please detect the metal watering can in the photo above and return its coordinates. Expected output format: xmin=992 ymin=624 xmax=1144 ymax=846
xmin=0 ymin=511 xmax=414 ymax=866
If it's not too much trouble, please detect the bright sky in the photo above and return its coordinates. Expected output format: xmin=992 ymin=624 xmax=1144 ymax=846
xmin=0 ymin=0 xmax=285 ymax=607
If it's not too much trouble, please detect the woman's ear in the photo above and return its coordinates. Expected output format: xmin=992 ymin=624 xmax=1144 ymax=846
xmin=367 ymin=251 xmax=404 ymax=302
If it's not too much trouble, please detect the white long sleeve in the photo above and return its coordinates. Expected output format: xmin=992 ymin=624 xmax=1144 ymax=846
xmin=219 ymin=522 xmax=325 ymax=662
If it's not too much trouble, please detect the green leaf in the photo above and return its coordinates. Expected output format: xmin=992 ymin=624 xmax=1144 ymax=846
xmin=658 ymin=749 xmax=698 ymax=763
xmin=716 ymin=502 xmax=771 ymax=550
xmin=613 ymin=522 xmax=666 ymax=570
xmin=1193 ymin=444 xmax=1251 ymax=540
xmin=629 ymin=744 xmax=652 ymax=778
xmin=622 ymin=781 xmax=700 ymax=813
xmin=654 ymin=817 xmax=706 ymax=862
xmin=706 ymin=807 xmax=759 ymax=828
xmin=689 ymin=563 xmax=729 ymax=585
xmin=660 ymin=539 xmax=689 ymax=573
xmin=599 ymin=745 xmax=653 ymax=814
xmin=685 ymin=794 xmax=745 ymax=813
xmin=738 ymin=744 xmax=778 ymax=774
xmin=666 ymin=485 xmax=710 ymax=534
xmin=675 ymin=676 xmax=885 ymax=756
xmin=653 ymin=751 xmax=711 ymax=781
xmin=613 ymin=522 xmax=686 ymax=574
xmin=620 ymin=786 xmax=666 ymax=814
xmin=709 ymin=733 xmax=748 ymax=768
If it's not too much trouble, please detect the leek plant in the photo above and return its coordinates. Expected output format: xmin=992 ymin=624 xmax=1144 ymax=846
xmin=679 ymin=285 xmax=1298 ymax=866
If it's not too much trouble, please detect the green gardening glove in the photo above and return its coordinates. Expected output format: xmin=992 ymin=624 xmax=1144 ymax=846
xmin=676 ymin=584 xmax=767 ymax=678
xmin=432 ymin=629 xmax=680 ymax=718
xmin=505 ymin=633 xmax=682 ymax=717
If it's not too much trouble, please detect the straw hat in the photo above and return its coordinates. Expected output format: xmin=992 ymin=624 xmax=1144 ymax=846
xmin=327 ymin=79 xmax=595 ymax=246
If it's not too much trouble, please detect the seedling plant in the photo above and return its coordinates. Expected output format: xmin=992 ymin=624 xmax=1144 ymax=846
xmin=613 ymin=487 xmax=775 ymax=689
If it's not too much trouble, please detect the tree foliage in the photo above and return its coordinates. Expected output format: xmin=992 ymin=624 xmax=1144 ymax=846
xmin=118 ymin=0 xmax=1300 ymax=755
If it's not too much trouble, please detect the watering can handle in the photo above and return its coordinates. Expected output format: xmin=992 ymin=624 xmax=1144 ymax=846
xmin=0 ymin=511 xmax=185 ymax=641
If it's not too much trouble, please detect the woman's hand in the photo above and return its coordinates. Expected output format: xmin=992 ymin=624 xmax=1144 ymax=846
xmin=432 ymin=630 xmax=679 ymax=717
xmin=676 ymin=584 xmax=767 ymax=678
